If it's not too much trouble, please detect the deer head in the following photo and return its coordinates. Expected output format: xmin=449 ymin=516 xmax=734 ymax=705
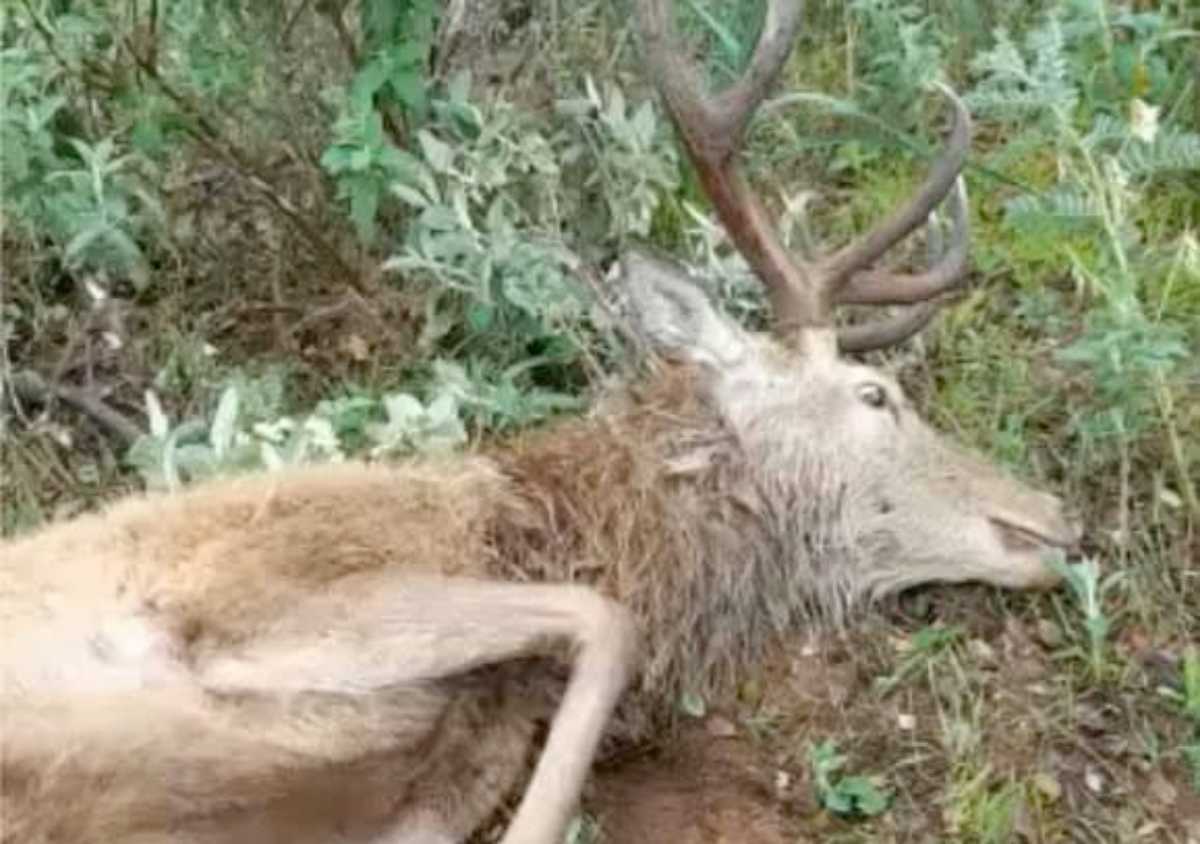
xmin=622 ymin=0 xmax=1080 ymax=600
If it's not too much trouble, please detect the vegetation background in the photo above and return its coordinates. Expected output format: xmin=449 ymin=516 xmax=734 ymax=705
xmin=2 ymin=0 xmax=1198 ymax=840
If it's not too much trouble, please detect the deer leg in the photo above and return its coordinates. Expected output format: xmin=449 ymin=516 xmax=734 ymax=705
xmin=197 ymin=573 xmax=638 ymax=844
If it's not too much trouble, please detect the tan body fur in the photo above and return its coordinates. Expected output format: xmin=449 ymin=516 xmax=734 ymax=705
xmin=3 ymin=457 xmax=529 ymax=841
xmin=0 ymin=363 xmax=823 ymax=841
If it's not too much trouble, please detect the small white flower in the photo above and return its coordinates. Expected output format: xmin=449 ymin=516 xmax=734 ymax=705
xmin=85 ymin=277 xmax=108 ymax=304
xmin=1129 ymin=98 xmax=1160 ymax=143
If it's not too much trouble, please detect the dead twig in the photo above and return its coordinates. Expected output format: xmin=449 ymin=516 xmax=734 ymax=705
xmin=280 ymin=0 xmax=316 ymax=47
xmin=7 ymin=371 xmax=144 ymax=447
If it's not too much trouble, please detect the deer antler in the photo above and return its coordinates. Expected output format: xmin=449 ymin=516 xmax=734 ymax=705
xmin=634 ymin=0 xmax=972 ymax=353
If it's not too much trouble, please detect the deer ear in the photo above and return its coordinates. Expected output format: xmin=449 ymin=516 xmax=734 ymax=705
xmin=618 ymin=248 xmax=748 ymax=369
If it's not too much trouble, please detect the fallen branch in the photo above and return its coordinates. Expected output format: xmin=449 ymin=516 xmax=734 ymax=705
xmin=7 ymin=371 xmax=144 ymax=447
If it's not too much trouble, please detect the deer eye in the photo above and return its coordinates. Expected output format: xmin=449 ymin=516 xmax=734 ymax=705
xmin=856 ymin=383 xmax=888 ymax=409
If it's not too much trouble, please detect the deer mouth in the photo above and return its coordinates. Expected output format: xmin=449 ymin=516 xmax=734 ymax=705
xmin=990 ymin=516 xmax=1080 ymax=554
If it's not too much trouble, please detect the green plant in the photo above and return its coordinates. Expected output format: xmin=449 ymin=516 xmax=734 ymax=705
xmin=429 ymin=358 xmax=584 ymax=433
xmin=1041 ymin=552 xmax=1124 ymax=681
xmin=2 ymin=40 xmax=164 ymax=289
xmin=374 ymin=73 xmax=680 ymax=423
xmin=320 ymin=93 xmax=429 ymax=244
xmin=319 ymin=0 xmax=440 ymax=244
xmin=379 ymin=79 xmax=591 ymax=378
xmin=365 ymin=388 xmax=466 ymax=457
xmin=123 ymin=370 xmax=472 ymax=491
xmin=967 ymin=7 xmax=1200 ymax=523
xmin=562 ymin=812 xmax=601 ymax=844
xmin=125 ymin=379 xmax=335 ymax=491
xmin=1165 ymin=646 xmax=1200 ymax=790
xmin=873 ymin=624 xmax=964 ymax=696
xmin=848 ymin=0 xmax=946 ymax=128
xmin=557 ymin=75 xmax=682 ymax=244
xmin=943 ymin=770 xmax=1025 ymax=844
xmin=808 ymin=740 xmax=892 ymax=819
xmin=672 ymin=0 xmax=764 ymax=88
xmin=356 ymin=0 xmax=439 ymax=124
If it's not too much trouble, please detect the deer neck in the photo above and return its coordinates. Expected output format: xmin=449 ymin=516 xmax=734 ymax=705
xmin=486 ymin=366 xmax=853 ymax=724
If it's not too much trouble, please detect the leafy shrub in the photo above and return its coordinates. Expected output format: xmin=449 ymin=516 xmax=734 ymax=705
xmin=2 ymin=36 xmax=164 ymax=289
xmin=125 ymin=371 xmax=470 ymax=491
xmin=966 ymin=6 xmax=1199 ymax=514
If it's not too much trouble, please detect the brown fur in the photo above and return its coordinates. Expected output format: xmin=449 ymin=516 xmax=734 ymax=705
xmin=2 ymin=266 xmax=1078 ymax=843
xmin=490 ymin=364 xmax=838 ymax=743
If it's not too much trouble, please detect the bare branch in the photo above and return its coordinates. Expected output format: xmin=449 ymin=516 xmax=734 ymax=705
xmin=8 ymin=371 xmax=143 ymax=446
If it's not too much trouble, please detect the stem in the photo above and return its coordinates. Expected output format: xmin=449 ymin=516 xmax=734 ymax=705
xmin=1118 ymin=416 xmax=1130 ymax=569
xmin=1154 ymin=370 xmax=1199 ymax=521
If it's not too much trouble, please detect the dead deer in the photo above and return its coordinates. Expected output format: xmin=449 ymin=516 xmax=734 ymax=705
xmin=0 ymin=1 xmax=1081 ymax=842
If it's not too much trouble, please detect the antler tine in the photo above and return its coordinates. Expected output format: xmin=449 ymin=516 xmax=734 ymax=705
xmin=635 ymin=0 xmax=803 ymax=163
xmin=634 ymin=0 xmax=820 ymax=340
xmin=636 ymin=3 xmax=974 ymax=353
xmin=820 ymin=85 xmax=972 ymax=293
xmin=836 ymin=175 xmax=969 ymax=307
xmin=837 ymin=300 xmax=942 ymax=353
xmin=836 ymin=177 xmax=969 ymax=352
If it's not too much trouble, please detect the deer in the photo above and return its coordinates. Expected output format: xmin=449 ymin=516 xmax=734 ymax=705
xmin=0 ymin=1 xmax=1082 ymax=842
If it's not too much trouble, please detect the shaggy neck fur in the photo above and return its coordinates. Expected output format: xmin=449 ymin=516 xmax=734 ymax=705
xmin=487 ymin=363 xmax=871 ymax=737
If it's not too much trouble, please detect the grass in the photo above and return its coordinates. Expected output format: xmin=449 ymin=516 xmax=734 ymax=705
xmin=2 ymin=0 xmax=1198 ymax=840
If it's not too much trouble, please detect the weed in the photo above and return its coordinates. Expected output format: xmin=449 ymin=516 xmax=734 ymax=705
xmin=1042 ymin=552 xmax=1124 ymax=681
xmin=874 ymin=624 xmax=964 ymax=697
xmin=808 ymin=740 xmax=892 ymax=819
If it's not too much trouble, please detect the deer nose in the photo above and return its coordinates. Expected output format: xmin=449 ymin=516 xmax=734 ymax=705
xmin=989 ymin=492 xmax=1081 ymax=554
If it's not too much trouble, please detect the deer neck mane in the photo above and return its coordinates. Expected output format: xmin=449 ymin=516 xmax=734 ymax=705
xmin=486 ymin=363 xmax=859 ymax=733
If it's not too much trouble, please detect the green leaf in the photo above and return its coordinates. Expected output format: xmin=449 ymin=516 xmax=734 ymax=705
xmin=466 ymin=302 xmax=494 ymax=331
xmin=349 ymin=146 xmax=374 ymax=173
xmin=209 ymin=385 xmax=240 ymax=458
xmin=678 ymin=691 xmax=706 ymax=718
xmin=390 ymin=69 xmax=428 ymax=115
xmin=348 ymin=177 xmax=380 ymax=243
xmin=390 ymin=183 xmax=429 ymax=208
xmin=144 ymin=390 xmax=170 ymax=438
xmin=838 ymin=776 xmax=891 ymax=817
xmin=418 ymin=130 xmax=455 ymax=173
xmin=62 ymin=219 xmax=112 ymax=267
xmin=320 ymin=145 xmax=355 ymax=174
xmin=350 ymin=57 xmax=391 ymax=107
